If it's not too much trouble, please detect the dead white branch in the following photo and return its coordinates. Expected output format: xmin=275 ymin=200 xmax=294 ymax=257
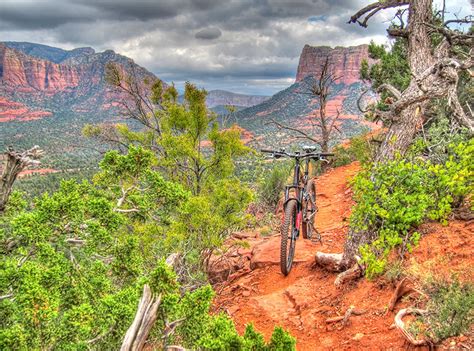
xmin=394 ymin=308 xmax=428 ymax=346
xmin=0 ymin=146 xmax=44 ymax=212
xmin=121 ymin=284 xmax=162 ymax=351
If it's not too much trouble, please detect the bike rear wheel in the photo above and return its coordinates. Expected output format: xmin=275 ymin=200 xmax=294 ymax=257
xmin=280 ymin=199 xmax=298 ymax=275
xmin=302 ymin=179 xmax=317 ymax=239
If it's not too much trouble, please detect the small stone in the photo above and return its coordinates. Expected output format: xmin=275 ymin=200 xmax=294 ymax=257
xmin=227 ymin=305 xmax=240 ymax=315
xmin=242 ymin=290 xmax=251 ymax=297
xmin=352 ymin=333 xmax=364 ymax=341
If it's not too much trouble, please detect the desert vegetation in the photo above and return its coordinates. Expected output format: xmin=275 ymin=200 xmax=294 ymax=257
xmin=1 ymin=0 xmax=473 ymax=349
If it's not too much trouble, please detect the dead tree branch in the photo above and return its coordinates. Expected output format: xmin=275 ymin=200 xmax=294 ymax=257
xmin=325 ymin=306 xmax=365 ymax=326
xmin=121 ymin=284 xmax=162 ymax=351
xmin=348 ymin=1 xmax=410 ymax=28
xmin=394 ymin=308 xmax=428 ymax=346
xmin=0 ymin=146 xmax=44 ymax=213
xmin=265 ymin=119 xmax=320 ymax=144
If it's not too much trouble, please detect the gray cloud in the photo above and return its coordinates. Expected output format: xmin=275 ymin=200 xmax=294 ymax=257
xmin=195 ymin=27 xmax=222 ymax=40
xmin=0 ymin=0 xmax=471 ymax=95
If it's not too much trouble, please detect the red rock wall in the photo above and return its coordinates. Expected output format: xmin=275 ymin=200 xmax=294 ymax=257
xmin=0 ymin=44 xmax=81 ymax=94
xmin=295 ymin=44 xmax=369 ymax=85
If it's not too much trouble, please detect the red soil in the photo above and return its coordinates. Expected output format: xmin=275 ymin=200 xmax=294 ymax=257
xmin=0 ymin=97 xmax=52 ymax=122
xmin=213 ymin=162 xmax=473 ymax=350
xmin=18 ymin=168 xmax=59 ymax=178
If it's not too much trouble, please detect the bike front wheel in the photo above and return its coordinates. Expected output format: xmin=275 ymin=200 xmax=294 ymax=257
xmin=280 ymin=199 xmax=298 ymax=276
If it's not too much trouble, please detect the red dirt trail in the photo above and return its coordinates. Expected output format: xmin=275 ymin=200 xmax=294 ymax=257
xmin=213 ymin=162 xmax=474 ymax=350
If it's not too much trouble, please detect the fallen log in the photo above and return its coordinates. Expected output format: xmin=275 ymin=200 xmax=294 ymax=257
xmin=315 ymin=252 xmax=343 ymax=272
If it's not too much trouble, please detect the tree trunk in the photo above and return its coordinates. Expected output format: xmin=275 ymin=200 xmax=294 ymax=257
xmin=343 ymin=0 xmax=435 ymax=267
xmin=375 ymin=0 xmax=434 ymax=162
xmin=316 ymin=0 xmax=440 ymax=276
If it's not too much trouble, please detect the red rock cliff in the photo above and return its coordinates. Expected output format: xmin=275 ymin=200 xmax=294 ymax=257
xmin=0 ymin=43 xmax=81 ymax=94
xmin=295 ymin=44 xmax=369 ymax=84
xmin=0 ymin=43 xmax=160 ymax=120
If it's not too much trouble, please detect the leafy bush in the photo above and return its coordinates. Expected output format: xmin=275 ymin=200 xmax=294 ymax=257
xmin=408 ymin=109 xmax=471 ymax=164
xmin=332 ymin=133 xmax=373 ymax=167
xmin=0 ymin=145 xmax=290 ymax=350
xmin=258 ymin=162 xmax=290 ymax=209
xmin=421 ymin=279 xmax=474 ymax=343
xmin=351 ymin=140 xmax=473 ymax=278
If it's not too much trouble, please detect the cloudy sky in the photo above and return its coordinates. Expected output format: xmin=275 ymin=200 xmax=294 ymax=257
xmin=0 ymin=0 xmax=471 ymax=95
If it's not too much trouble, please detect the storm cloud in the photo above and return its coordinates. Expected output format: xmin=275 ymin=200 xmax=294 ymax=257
xmin=195 ymin=27 xmax=222 ymax=40
xmin=0 ymin=0 xmax=470 ymax=95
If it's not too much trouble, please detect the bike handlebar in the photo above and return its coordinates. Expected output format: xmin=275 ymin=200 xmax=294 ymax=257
xmin=260 ymin=149 xmax=334 ymax=159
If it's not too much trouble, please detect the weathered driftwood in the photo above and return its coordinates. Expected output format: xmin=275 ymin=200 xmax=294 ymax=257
xmin=334 ymin=263 xmax=362 ymax=287
xmin=121 ymin=284 xmax=162 ymax=351
xmin=315 ymin=252 xmax=344 ymax=272
xmin=315 ymin=253 xmax=363 ymax=286
xmin=388 ymin=277 xmax=414 ymax=312
xmin=394 ymin=308 xmax=428 ymax=346
xmin=0 ymin=146 xmax=43 ymax=212
xmin=325 ymin=306 xmax=366 ymax=326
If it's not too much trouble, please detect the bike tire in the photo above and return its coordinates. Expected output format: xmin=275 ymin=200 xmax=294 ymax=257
xmin=302 ymin=179 xmax=317 ymax=239
xmin=280 ymin=199 xmax=298 ymax=276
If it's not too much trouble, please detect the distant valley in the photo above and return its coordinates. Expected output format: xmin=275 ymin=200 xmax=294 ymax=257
xmin=0 ymin=41 xmax=375 ymax=173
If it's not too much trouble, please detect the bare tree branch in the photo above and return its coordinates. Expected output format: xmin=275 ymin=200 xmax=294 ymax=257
xmin=377 ymin=84 xmax=402 ymax=100
xmin=0 ymin=146 xmax=44 ymax=213
xmin=348 ymin=0 xmax=410 ymax=28
xmin=266 ymin=119 xmax=320 ymax=143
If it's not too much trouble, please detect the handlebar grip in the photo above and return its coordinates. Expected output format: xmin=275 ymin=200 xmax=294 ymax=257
xmin=260 ymin=149 xmax=274 ymax=153
xmin=319 ymin=153 xmax=335 ymax=157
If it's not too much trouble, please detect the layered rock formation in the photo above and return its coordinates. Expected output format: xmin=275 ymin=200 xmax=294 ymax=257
xmin=0 ymin=44 xmax=81 ymax=93
xmin=0 ymin=42 xmax=159 ymax=120
xmin=235 ymin=43 xmax=376 ymax=148
xmin=295 ymin=44 xmax=369 ymax=84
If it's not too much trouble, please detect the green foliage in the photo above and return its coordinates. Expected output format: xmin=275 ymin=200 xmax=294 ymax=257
xmin=0 ymin=146 xmax=291 ymax=350
xmin=361 ymin=39 xmax=410 ymax=112
xmin=267 ymin=327 xmax=297 ymax=350
xmin=408 ymin=108 xmax=471 ymax=164
xmin=168 ymin=177 xmax=253 ymax=274
xmin=332 ymin=133 xmax=373 ymax=167
xmin=159 ymin=82 xmax=250 ymax=194
xmin=421 ymin=278 xmax=474 ymax=343
xmin=351 ymin=140 xmax=473 ymax=278
xmin=257 ymin=161 xmax=291 ymax=209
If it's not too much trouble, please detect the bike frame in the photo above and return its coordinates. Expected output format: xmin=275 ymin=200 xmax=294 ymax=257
xmin=283 ymin=155 xmax=311 ymax=214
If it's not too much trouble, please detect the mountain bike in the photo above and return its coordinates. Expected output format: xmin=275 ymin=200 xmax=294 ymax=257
xmin=261 ymin=147 xmax=333 ymax=275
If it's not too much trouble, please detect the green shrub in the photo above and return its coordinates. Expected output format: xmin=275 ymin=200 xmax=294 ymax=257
xmin=0 ymin=146 xmax=290 ymax=350
xmin=420 ymin=278 xmax=474 ymax=343
xmin=351 ymin=140 xmax=473 ymax=278
xmin=332 ymin=133 xmax=373 ymax=167
xmin=258 ymin=162 xmax=290 ymax=209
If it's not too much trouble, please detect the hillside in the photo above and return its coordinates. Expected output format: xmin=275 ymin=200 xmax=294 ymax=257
xmin=0 ymin=42 xmax=159 ymax=118
xmin=233 ymin=45 xmax=377 ymax=149
xmin=213 ymin=162 xmax=474 ymax=350
xmin=0 ymin=42 xmax=160 ymax=170
xmin=205 ymin=90 xmax=269 ymax=108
